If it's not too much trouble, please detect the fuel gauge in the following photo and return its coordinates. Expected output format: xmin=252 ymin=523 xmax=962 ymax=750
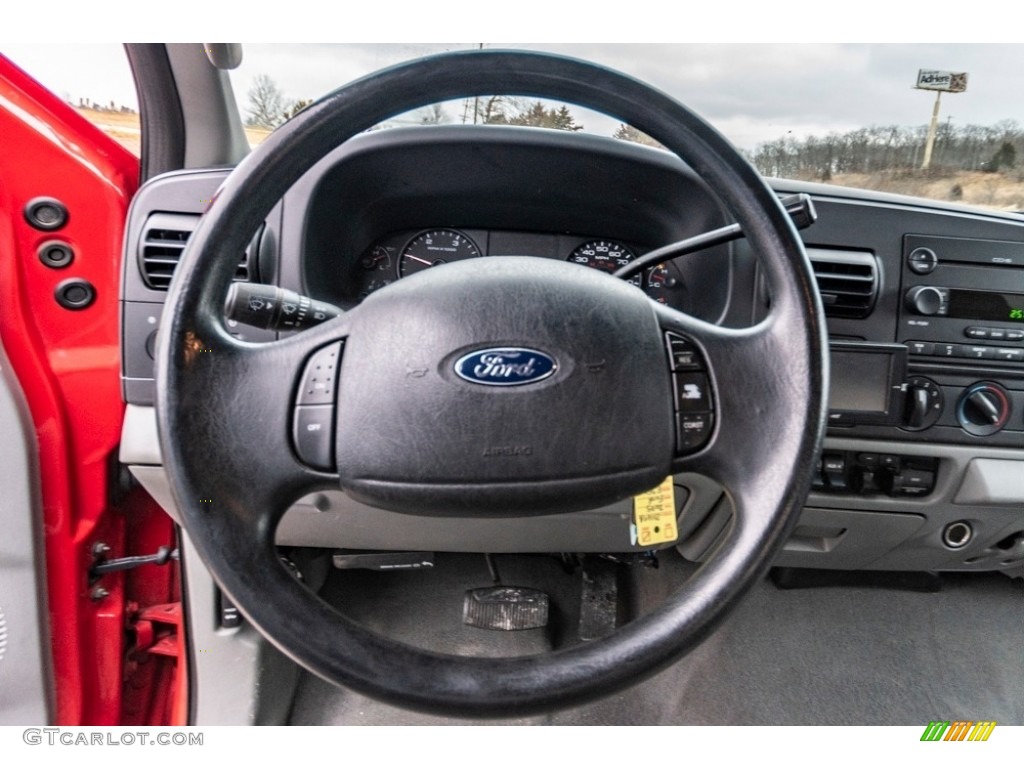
xmin=360 ymin=245 xmax=394 ymax=272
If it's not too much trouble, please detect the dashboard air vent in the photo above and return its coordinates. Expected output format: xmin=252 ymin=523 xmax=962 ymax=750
xmin=806 ymin=248 xmax=879 ymax=319
xmin=138 ymin=212 xmax=256 ymax=290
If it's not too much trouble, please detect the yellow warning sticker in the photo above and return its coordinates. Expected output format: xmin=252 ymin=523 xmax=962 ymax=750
xmin=632 ymin=477 xmax=678 ymax=547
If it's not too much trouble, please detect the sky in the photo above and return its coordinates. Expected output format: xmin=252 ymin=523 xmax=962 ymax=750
xmin=3 ymin=41 xmax=1024 ymax=151
xmin=235 ymin=43 xmax=1024 ymax=149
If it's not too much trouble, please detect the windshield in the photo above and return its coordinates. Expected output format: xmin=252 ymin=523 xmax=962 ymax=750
xmin=232 ymin=44 xmax=1024 ymax=212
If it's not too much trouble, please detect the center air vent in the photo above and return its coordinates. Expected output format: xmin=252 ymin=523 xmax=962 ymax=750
xmin=806 ymin=248 xmax=879 ymax=319
xmin=138 ymin=212 xmax=257 ymax=290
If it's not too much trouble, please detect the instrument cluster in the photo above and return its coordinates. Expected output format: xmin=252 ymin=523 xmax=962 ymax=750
xmin=346 ymin=227 xmax=688 ymax=310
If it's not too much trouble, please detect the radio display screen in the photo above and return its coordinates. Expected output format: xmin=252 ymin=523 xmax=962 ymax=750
xmin=829 ymin=352 xmax=891 ymax=412
xmin=948 ymin=289 xmax=1024 ymax=322
xmin=827 ymin=343 xmax=908 ymax=425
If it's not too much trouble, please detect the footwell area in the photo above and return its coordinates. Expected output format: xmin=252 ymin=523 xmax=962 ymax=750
xmin=287 ymin=552 xmax=1023 ymax=725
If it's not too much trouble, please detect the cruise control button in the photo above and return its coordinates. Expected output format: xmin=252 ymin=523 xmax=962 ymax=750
xmin=676 ymin=411 xmax=713 ymax=452
xmin=673 ymin=372 xmax=712 ymax=411
xmin=293 ymin=405 xmax=335 ymax=471
xmin=665 ymin=333 xmax=703 ymax=371
xmin=297 ymin=341 xmax=343 ymax=405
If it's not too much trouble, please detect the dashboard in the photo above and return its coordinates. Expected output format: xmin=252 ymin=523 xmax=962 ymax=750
xmin=119 ymin=125 xmax=1024 ymax=576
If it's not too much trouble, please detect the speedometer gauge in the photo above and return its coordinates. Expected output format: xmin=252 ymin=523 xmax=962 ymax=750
xmin=568 ymin=240 xmax=643 ymax=288
xmin=397 ymin=229 xmax=481 ymax=277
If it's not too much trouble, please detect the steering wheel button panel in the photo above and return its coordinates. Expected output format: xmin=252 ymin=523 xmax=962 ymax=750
xmin=297 ymin=341 xmax=343 ymax=405
xmin=664 ymin=333 xmax=715 ymax=454
xmin=293 ymin=341 xmax=344 ymax=470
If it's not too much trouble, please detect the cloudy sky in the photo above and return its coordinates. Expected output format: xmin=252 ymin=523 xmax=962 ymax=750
xmin=5 ymin=43 xmax=1024 ymax=151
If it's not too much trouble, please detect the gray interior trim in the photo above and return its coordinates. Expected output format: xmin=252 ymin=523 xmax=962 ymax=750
xmin=179 ymin=532 xmax=296 ymax=725
xmin=792 ymin=437 xmax=1024 ymax=572
xmin=0 ymin=342 xmax=54 ymax=724
xmin=953 ymin=458 xmax=1024 ymax=505
xmin=120 ymin=404 xmax=163 ymax=465
xmin=165 ymin=44 xmax=249 ymax=169
xmin=122 ymin=407 xmax=1022 ymax=567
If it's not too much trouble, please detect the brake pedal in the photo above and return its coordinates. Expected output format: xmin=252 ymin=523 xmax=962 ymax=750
xmin=462 ymin=586 xmax=549 ymax=631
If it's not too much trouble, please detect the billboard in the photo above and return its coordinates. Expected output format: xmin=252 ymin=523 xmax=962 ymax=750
xmin=915 ymin=70 xmax=968 ymax=93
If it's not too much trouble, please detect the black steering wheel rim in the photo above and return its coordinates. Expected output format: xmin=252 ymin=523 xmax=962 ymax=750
xmin=156 ymin=50 xmax=828 ymax=717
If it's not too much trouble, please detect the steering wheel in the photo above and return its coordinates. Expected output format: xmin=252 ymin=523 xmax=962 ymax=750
xmin=156 ymin=50 xmax=827 ymax=717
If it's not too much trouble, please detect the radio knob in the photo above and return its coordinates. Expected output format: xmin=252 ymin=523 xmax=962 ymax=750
xmin=905 ymin=286 xmax=945 ymax=316
xmin=957 ymin=382 xmax=1011 ymax=436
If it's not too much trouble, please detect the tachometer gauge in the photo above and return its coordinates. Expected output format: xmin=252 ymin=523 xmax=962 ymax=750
xmin=568 ymin=240 xmax=642 ymax=288
xmin=397 ymin=229 xmax=481 ymax=277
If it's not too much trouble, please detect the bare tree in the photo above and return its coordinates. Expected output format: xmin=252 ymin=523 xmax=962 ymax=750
xmin=247 ymin=74 xmax=286 ymax=129
xmin=285 ymin=98 xmax=313 ymax=121
xmin=420 ymin=103 xmax=449 ymax=125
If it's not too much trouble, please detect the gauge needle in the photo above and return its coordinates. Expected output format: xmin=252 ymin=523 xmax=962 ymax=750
xmin=404 ymin=254 xmax=433 ymax=266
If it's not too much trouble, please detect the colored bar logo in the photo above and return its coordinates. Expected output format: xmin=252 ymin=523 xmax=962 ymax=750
xmin=920 ymin=721 xmax=996 ymax=741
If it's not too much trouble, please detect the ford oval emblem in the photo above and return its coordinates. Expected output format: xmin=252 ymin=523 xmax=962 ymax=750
xmin=454 ymin=347 xmax=557 ymax=387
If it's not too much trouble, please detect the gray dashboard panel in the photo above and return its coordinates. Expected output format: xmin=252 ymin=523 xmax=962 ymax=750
xmin=124 ymin=403 xmax=1022 ymax=570
xmin=120 ymin=129 xmax=1024 ymax=574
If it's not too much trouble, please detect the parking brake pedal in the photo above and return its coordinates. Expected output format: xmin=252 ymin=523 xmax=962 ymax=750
xmin=463 ymin=586 xmax=549 ymax=631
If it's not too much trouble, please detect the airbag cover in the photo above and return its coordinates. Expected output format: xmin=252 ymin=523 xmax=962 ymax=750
xmin=334 ymin=257 xmax=674 ymax=516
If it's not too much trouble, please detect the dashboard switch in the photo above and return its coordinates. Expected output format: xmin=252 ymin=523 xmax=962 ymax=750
xmin=890 ymin=469 xmax=935 ymax=496
xmin=822 ymin=453 xmax=847 ymax=490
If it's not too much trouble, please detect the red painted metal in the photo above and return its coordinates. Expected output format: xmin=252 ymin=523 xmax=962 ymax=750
xmin=0 ymin=53 xmax=186 ymax=725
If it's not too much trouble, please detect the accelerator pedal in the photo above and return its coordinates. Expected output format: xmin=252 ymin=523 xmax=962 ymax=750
xmin=462 ymin=586 xmax=549 ymax=631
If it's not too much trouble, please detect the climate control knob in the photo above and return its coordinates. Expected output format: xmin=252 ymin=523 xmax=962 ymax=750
xmin=957 ymin=382 xmax=1011 ymax=436
xmin=904 ymin=286 xmax=946 ymax=316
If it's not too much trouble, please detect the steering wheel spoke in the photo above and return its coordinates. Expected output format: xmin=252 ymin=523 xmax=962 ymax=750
xmin=157 ymin=309 xmax=351 ymax=539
